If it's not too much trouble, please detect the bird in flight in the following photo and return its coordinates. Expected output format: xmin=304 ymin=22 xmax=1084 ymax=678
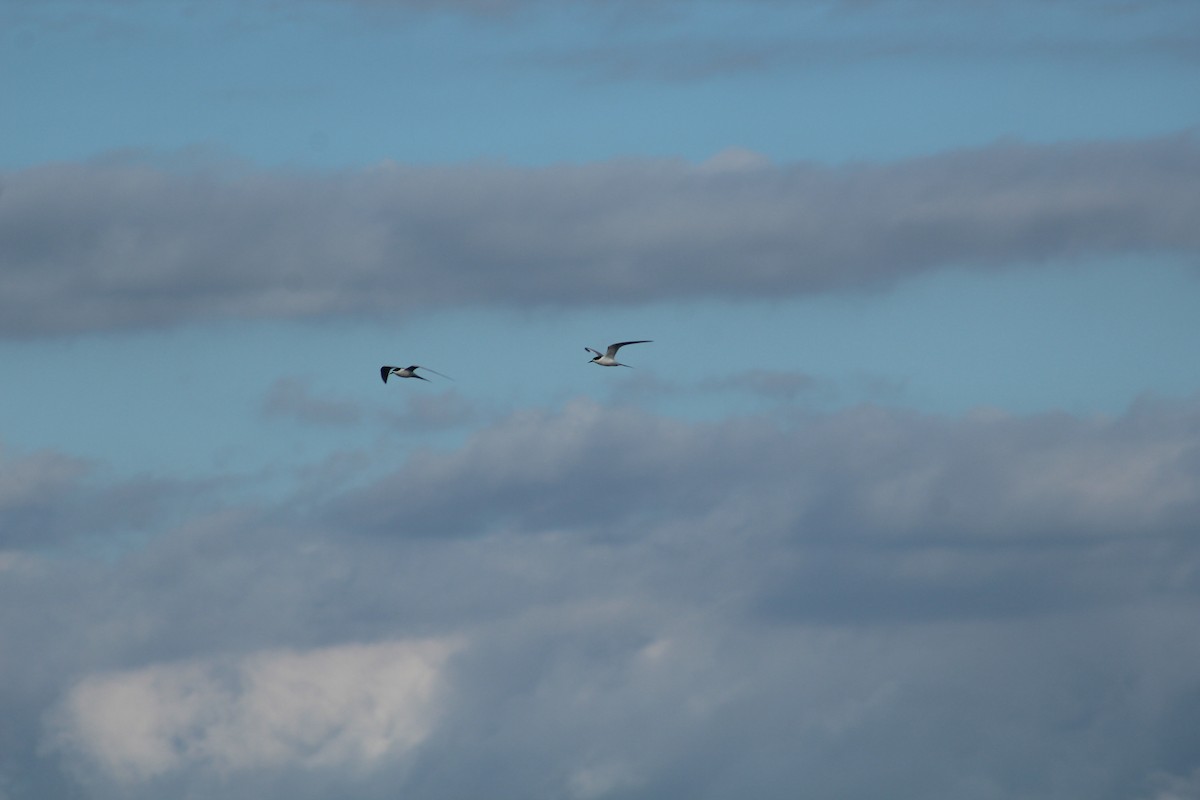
xmin=586 ymin=340 xmax=652 ymax=367
xmin=380 ymin=365 xmax=452 ymax=383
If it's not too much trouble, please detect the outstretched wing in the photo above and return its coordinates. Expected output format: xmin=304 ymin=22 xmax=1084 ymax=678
xmin=606 ymin=340 xmax=652 ymax=357
xmin=380 ymin=366 xmax=396 ymax=383
xmin=413 ymin=365 xmax=453 ymax=381
xmin=585 ymin=346 xmax=602 ymax=358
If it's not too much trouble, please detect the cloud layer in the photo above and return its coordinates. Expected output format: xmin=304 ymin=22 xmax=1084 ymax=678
xmin=3 ymin=395 xmax=1198 ymax=798
xmin=3 ymin=134 xmax=1197 ymax=337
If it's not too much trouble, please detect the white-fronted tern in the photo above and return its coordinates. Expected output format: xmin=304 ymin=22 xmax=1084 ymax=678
xmin=586 ymin=340 xmax=652 ymax=367
xmin=380 ymin=365 xmax=452 ymax=383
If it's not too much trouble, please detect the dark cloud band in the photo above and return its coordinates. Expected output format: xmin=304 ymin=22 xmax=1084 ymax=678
xmin=2 ymin=133 xmax=1197 ymax=337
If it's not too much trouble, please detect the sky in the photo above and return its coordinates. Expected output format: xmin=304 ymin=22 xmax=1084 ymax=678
xmin=1 ymin=0 xmax=1199 ymax=798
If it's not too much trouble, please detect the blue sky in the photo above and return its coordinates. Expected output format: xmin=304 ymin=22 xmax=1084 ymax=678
xmin=2 ymin=1 xmax=1200 ymax=799
xmin=5 ymin=0 xmax=1199 ymax=168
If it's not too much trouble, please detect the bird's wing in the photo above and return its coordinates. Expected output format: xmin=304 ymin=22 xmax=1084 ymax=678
xmin=380 ymin=366 xmax=395 ymax=383
xmin=607 ymin=340 xmax=652 ymax=356
xmin=585 ymin=347 xmax=602 ymax=357
xmin=414 ymin=365 xmax=453 ymax=381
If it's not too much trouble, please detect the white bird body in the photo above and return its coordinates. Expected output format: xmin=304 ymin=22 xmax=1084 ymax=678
xmin=586 ymin=340 xmax=652 ymax=367
xmin=380 ymin=365 xmax=452 ymax=383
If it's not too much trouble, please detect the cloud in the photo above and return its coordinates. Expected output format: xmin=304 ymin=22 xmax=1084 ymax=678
xmin=606 ymin=368 xmax=823 ymax=406
xmin=1141 ymin=768 xmax=1200 ymax=800
xmin=0 ymin=444 xmax=214 ymax=550
xmin=377 ymin=389 xmax=483 ymax=432
xmin=306 ymin=0 xmax=1200 ymax=23
xmin=260 ymin=377 xmax=482 ymax=433
xmin=262 ymin=377 xmax=363 ymax=426
xmin=8 ymin=0 xmax=1197 ymax=67
xmin=47 ymin=638 xmax=460 ymax=782
xmin=2 ymin=397 xmax=1199 ymax=798
xmin=532 ymin=31 xmax=1200 ymax=84
xmin=335 ymin=396 xmax=1200 ymax=549
xmin=717 ymin=368 xmax=820 ymax=401
xmin=2 ymin=134 xmax=1198 ymax=337
xmin=522 ymin=1 xmax=1200 ymax=85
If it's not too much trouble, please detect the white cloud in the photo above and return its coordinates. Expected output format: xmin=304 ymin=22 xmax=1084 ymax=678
xmin=47 ymin=638 xmax=462 ymax=782
xmin=1140 ymin=768 xmax=1200 ymax=800
xmin=567 ymin=761 xmax=641 ymax=799
xmin=0 ymin=551 xmax=31 ymax=572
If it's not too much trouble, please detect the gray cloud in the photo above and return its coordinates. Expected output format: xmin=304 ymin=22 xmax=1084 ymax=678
xmin=717 ymin=368 xmax=820 ymax=401
xmin=603 ymin=369 xmax=824 ymax=406
xmin=310 ymin=0 xmax=1200 ymax=19
xmin=3 ymin=134 xmax=1198 ymax=338
xmin=0 ymin=445 xmax=216 ymax=550
xmin=7 ymin=0 xmax=1196 ymax=61
xmin=1 ymin=397 xmax=1198 ymax=798
xmin=528 ymin=29 xmax=1200 ymax=85
xmin=334 ymin=396 xmax=1200 ymax=550
xmin=261 ymin=377 xmax=364 ymax=426
xmin=260 ymin=377 xmax=483 ymax=433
